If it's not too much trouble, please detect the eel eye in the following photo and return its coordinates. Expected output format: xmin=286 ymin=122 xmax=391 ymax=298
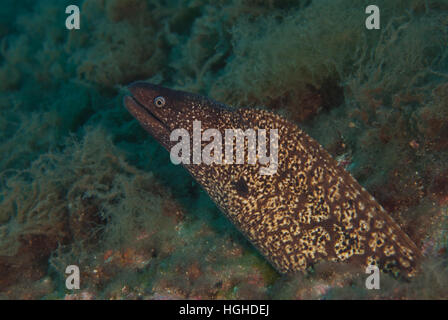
xmin=154 ymin=96 xmax=166 ymax=108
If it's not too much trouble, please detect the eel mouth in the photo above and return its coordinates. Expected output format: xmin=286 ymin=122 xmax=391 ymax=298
xmin=123 ymin=94 xmax=170 ymax=139
xmin=124 ymin=95 xmax=169 ymax=130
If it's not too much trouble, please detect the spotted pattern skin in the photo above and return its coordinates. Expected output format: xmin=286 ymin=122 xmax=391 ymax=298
xmin=124 ymin=82 xmax=421 ymax=278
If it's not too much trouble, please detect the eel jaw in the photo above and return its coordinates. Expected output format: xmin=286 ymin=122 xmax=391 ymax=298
xmin=123 ymin=95 xmax=171 ymax=150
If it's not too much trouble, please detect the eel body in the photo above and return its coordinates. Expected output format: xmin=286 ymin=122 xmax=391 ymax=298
xmin=124 ymin=82 xmax=420 ymax=278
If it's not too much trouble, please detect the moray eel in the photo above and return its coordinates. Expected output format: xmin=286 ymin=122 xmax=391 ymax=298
xmin=124 ymin=82 xmax=421 ymax=278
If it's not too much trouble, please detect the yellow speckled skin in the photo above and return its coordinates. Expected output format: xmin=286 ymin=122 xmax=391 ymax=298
xmin=124 ymin=82 xmax=421 ymax=278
